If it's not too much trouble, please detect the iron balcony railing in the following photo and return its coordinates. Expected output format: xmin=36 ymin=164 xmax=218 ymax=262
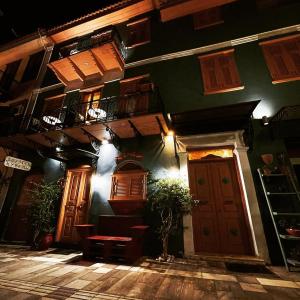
xmin=28 ymin=88 xmax=165 ymax=133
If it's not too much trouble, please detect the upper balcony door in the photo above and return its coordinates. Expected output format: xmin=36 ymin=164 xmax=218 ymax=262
xmin=118 ymin=76 xmax=153 ymax=117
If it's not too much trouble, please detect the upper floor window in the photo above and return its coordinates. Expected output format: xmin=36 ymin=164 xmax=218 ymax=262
xmin=193 ymin=7 xmax=223 ymax=30
xmin=126 ymin=18 xmax=151 ymax=49
xmin=198 ymin=49 xmax=244 ymax=95
xmin=260 ymin=34 xmax=300 ymax=84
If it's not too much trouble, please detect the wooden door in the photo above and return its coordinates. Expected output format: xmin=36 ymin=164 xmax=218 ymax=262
xmin=189 ymin=158 xmax=252 ymax=255
xmin=5 ymin=173 xmax=43 ymax=242
xmin=56 ymin=167 xmax=92 ymax=243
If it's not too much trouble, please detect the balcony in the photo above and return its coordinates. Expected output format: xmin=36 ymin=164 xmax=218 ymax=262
xmin=48 ymin=27 xmax=125 ymax=91
xmin=156 ymin=0 xmax=237 ymax=22
xmin=0 ymin=89 xmax=169 ymax=155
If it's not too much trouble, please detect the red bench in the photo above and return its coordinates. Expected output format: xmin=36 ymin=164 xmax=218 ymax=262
xmin=80 ymin=215 xmax=148 ymax=264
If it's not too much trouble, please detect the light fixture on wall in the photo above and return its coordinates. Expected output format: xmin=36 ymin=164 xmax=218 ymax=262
xmin=88 ymin=108 xmax=106 ymax=119
xmin=262 ymin=116 xmax=269 ymax=126
xmin=102 ymin=139 xmax=109 ymax=145
xmin=43 ymin=115 xmax=62 ymax=125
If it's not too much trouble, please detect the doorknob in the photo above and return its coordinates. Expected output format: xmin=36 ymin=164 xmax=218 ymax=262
xmin=194 ymin=200 xmax=208 ymax=205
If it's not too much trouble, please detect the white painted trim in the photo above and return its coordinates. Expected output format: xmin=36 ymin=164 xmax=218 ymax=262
xmin=177 ymin=131 xmax=270 ymax=263
xmin=126 ymin=24 xmax=300 ymax=68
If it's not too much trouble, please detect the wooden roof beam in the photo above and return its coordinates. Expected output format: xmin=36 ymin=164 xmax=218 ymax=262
xmin=67 ymin=57 xmax=86 ymax=81
xmin=89 ymin=49 xmax=105 ymax=76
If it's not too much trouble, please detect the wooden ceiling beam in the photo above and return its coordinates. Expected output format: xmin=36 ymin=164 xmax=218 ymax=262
xmin=89 ymin=49 xmax=105 ymax=76
xmin=67 ymin=57 xmax=86 ymax=81
xmin=48 ymin=63 xmax=69 ymax=85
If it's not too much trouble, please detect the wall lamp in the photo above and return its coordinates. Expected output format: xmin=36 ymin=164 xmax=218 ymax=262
xmin=262 ymin=116 xmax=269 ymax=126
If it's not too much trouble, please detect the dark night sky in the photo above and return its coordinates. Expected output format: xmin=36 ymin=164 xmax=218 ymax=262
xmin=0 ymin=0 xmax=122 ymax=44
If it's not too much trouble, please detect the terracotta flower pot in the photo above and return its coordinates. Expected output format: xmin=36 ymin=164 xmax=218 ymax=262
xmin=261 ymin=154 xmax=273 ymax=165
xmin=38 ymin=233 xmax=54 ymax=250
xmin=286 ymin=228 xmax=300 ymax=237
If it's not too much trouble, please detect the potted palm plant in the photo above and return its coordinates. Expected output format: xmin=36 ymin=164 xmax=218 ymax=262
xmin=28 ymin=178 xmax=63 ymax=250
xmin=148 ymin=178 xmax=194 ymax=261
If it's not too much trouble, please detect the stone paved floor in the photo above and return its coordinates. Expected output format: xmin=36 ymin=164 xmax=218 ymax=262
xmin=0 ymin=245 xmax=300 ymax=299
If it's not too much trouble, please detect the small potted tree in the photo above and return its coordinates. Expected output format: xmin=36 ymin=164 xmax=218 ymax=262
xmin=28 ymin=178 xmax=63 ymax=250
xmin=148 ymin=178 xmax=194 ymax=262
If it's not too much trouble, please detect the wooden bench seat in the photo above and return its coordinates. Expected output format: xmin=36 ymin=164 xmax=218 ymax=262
xmin=80 ymin=215 xmax=149 ymax=264
xmin=83 ymin=235 xmax=137 ymax=263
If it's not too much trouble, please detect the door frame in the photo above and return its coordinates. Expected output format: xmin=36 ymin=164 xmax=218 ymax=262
xmin=176 ymin=130 xmax=270 ymax=263
xmin=187 ymin=150 xmax=254 ymax=256
xmin=55 ymin=165 xmax=94 ymax=242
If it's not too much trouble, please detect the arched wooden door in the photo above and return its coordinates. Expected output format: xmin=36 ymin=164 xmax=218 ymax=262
xmin=56 ymin=166 xmax=93 ymax=244
xmin=188 ymin=156 xmax=252 ymax=255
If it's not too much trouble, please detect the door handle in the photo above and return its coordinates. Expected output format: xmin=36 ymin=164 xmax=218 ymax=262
xmin=194 ymin=200 xmax=208 ymax=205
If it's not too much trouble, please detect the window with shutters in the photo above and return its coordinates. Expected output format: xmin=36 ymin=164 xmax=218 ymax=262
xmin=126 ymin=18 xmax=151 ymax=48
xmin=110 ymin=170 xmax=147 ymax=201
xmin=193 ymin=7 xmax=223 ymax=30
xmin=118 ymin=75 xmax=153 ymax=117
xmin=260 ymin=34 xmax=300 ymax=84
xmin=199 ymin=49 xmax=244 ymax=95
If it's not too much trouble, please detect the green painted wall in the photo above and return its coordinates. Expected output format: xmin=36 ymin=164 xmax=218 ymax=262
xmin=89 ymin=135 xmax=181 ymax=256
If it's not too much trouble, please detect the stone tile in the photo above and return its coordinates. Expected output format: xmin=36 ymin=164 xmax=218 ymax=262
xmin=264 ymin=286 xmax=300 ymax=299
xmin=65 ymin=279 xmax=91 ymax=289
xmin=93 ymin=267 xmax=112 ymax=274
xmin=236 ymin=275 xmax=259 ymax=284
xmin=240 ymin=283 xmax=267 ymax=293
xmin=216 ymin=291 xmax=235 ymax=300
xmin=257 ymin=277 xmax=299 ymax=288
xmin=202 ymin=273 xmax=237 ymax=282
xmin=115 ymin=265 xmax=131 ymax=270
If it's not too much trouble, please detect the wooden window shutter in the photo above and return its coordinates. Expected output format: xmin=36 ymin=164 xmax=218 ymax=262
xmin=111 ymin=173 xmax=146 ymax=201
xmin=119 ymin=76 xmax=151 ymax=116
xmin=193 ymin=7 xmax=223 ymax=30
xmin=127 ymin=18 xmax=151 ymax=48
xmin=260 ymin=35 xmax=300 ymax=83
xmin=199 ymin=49 xmax=243 ymax=95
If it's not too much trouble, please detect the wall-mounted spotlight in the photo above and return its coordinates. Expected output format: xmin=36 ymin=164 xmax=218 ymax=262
xmin=262 ymin=116 xmax=269 ymax=126
xmin=167 ymin=130 xmax=174 ymax=136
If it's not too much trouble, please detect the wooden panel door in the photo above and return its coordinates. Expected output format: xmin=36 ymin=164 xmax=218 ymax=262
xmin=189 ymin=158 xmax=252 ymax=255
xmin=189 ymin=162 xmax=220 ymax=253
xmin=5 ymin=173 xmax=43 ymax=242
xmin=56 ymin=167 xmax=92 ymax=243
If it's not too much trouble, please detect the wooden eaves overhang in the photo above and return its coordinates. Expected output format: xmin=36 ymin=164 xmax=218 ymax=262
xmin=156 ymin=0 xmax=238 ymax=22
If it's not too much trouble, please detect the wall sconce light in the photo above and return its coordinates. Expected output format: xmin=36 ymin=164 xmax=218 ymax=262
xmin=262 ymin=116 xmax=269 ymax=126
xmin=43 ymin=115 xmax=62 ymax=125
xmin=167 ymin=130 xmax=174 ymax=137
xmin=88 ymin=108 xmax=106 ymax=119
xmin=101 ymin=139 xmax=109 ymax=145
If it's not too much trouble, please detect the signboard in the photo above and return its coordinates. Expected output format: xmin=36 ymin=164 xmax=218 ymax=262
xmin=4 ymin=156 xmax=32 ymax=171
